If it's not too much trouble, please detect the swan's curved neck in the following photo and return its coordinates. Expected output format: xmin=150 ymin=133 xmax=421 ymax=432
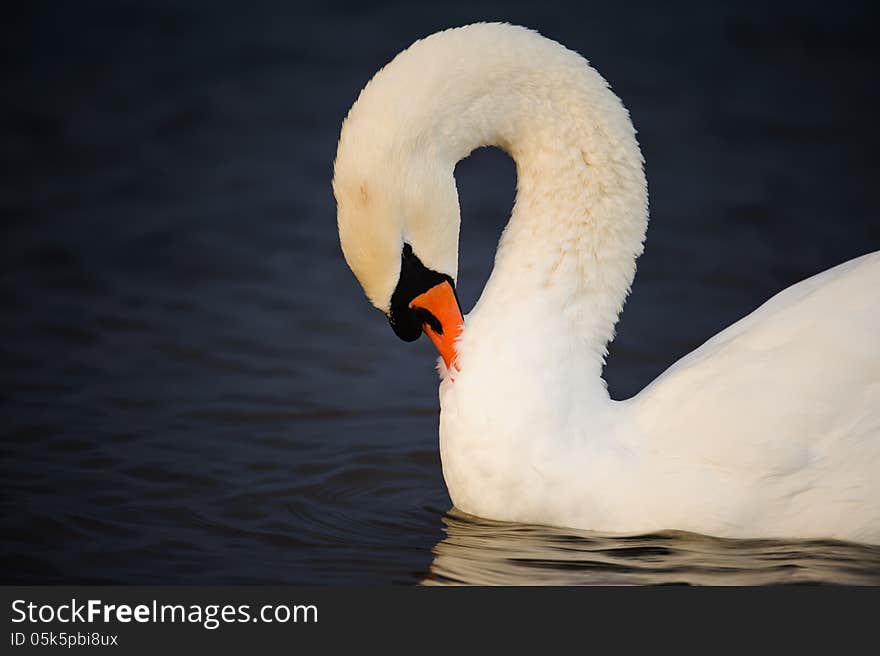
xmin=425 ymin=30 xmax=649 ymax=382
xmin=341 ymin=25 xmax=648 ymax=387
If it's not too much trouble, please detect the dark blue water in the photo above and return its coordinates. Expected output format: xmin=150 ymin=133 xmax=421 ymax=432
xmin=2 ymin=1 xmax=879 ymax=584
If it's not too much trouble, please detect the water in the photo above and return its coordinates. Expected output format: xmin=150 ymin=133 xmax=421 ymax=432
xmin=427 ymin=511 xmax=880 ymax=585
xmin=2 ymin=1 xmax=879 ymax=585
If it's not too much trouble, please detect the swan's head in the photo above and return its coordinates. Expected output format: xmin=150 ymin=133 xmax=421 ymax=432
xmin=332 ymin=101 xmax=464 ymax=368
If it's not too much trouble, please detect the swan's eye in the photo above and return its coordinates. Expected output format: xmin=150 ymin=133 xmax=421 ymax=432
xmin=387 ymin=243 xmax=457 ymax=342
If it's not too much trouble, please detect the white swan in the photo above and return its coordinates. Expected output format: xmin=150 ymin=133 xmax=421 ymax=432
xmin=333 ymin=23 xmax=880 ymax=544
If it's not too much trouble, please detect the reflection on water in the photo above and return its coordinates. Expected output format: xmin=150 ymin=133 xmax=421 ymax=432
xmin=426 ymin=510 xmax=880 ymax=585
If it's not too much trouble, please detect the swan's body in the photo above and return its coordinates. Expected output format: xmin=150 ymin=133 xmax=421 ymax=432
xmin=333 ymin=23 xmax=880 ymax=543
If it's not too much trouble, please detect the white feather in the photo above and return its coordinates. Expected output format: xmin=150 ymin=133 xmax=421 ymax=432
xmin=334 ymin=23 xmax=880 ymax=543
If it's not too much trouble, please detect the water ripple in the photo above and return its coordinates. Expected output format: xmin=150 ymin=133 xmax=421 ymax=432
xmin=425 ymin=510 xmax=880 ymax=585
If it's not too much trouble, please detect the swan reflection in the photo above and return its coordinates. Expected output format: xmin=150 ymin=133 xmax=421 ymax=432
xmin=423 ymin=509 xmax=880 ymax=585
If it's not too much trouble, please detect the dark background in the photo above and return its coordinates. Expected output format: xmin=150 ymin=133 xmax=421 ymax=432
xmin=2 ymin=0 xmax=878 ymax=584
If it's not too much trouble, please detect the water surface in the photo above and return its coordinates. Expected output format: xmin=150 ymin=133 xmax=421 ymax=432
xmin=2 ymin=1 xmax=879 ymax=584
xmin=427 ymin=511 xmax=880 ymax=585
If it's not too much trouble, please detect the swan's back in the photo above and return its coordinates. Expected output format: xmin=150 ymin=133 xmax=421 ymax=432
xmin=631 ymin=251 xmax=880 ymax=542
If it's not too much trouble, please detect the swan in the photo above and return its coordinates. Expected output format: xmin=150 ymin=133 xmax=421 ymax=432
xmin=332 ymin=23 xmax=880 ymax=544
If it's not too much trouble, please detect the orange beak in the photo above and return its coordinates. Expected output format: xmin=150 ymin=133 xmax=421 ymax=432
xmin=409 ymin=281 xmax=464 ymax=369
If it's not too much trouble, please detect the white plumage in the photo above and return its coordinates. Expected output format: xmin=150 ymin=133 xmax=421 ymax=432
xmin=333 ymin=23 xmax=880 ymax=543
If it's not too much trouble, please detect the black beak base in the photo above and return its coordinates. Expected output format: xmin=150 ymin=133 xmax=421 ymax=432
xmin=387 ymin=243 xmax=457 ymax=342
